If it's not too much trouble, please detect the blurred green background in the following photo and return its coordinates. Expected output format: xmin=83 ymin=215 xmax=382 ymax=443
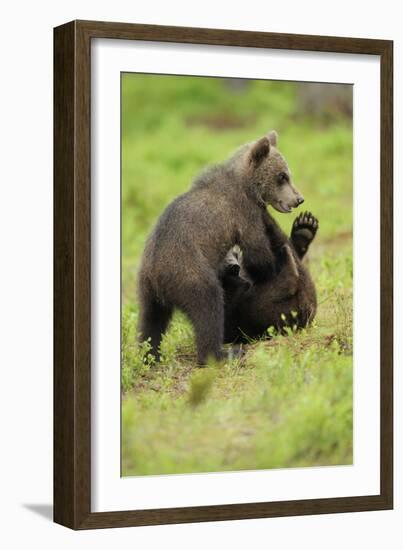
xmin=121 ymin=74 xmax=353 ymax=476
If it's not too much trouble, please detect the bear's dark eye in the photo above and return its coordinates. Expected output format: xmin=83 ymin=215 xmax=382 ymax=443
xmin=277 ymin=172 xmax=289 ymax=184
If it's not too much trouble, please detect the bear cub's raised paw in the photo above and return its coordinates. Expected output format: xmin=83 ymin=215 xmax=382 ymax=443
xmin=291 ymin=211 xmax=319 ymax=259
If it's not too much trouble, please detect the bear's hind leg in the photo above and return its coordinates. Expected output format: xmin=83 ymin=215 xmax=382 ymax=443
xmin=271 ymin=244 xmax=300 ymax=302
xmin=182 ymin=281 xmax=224 ymax=366
xmin=291 ymin=211 xmax=319 ymax=259
xmin=138 ymin=289 xmax=173 ymax=361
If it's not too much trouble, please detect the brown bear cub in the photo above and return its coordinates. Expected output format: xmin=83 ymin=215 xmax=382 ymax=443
xmin=222 ymin=212 xmax=319 ymax=343
xmin=138 ymin=130 xmax=304 ymax=365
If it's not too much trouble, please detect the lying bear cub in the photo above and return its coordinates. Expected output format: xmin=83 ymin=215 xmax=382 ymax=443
xmin=221 ymin=211 xmax=318 ymax=343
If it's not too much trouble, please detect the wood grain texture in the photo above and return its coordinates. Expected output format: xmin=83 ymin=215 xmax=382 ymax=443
xmin=54 ymin=20 xmax=91 ymax=528
xmin=54 ymin=20 xmax=393 ymax=530
xmin=54 ymin=21 xmax=76 ymax=528
xmin=380 ymin=40 xmax=393 ymax=506
xmin=72 ymin=19 xmax=391 ymax=54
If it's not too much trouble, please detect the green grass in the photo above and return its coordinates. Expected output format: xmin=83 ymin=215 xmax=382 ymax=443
xmin=121 ymin=74 xmax=353 ymax=476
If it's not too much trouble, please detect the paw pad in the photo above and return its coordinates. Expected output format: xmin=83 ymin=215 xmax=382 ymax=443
xmin=292 ymin=211 xmax=319 ymax=238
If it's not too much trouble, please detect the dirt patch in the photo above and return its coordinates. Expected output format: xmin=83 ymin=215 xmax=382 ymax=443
xmin=323 ymin=230 xmax=352 ymax=246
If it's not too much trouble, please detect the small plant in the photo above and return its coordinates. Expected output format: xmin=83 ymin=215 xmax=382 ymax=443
xmin=266 ymin=325 xmax=277 ymax=338
xmin=188 ymin=368 xmax=216 ymax=407
xmin=121 ymin=305 xmax=158 ymax=392
xmin=334 ymin=289 xmax=353 ymax=354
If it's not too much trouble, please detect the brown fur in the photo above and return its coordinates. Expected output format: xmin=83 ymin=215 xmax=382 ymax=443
xmin=138 ymin=131 xmax=304 ymax=364
xmin=223 ymin=212 xmax=319 ymax=342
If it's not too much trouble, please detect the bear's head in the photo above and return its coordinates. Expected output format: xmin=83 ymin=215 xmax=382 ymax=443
xmin=248 ymin=131 xmax=304 ymax=213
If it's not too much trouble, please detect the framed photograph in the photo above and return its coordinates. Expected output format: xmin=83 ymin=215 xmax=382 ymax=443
xmin=54 ymin=20 xmax=393 ymax=529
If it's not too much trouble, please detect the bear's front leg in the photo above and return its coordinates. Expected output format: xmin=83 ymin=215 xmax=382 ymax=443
xmin=290 ymin=211 xmax=319 ymax=259
xmin=240 ymin=229 xmax=276 ymax=283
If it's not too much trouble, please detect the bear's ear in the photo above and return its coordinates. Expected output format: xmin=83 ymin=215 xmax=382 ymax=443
xmin=267 ymin=130 xmax=278 ymax=147
xmin=250 ymin=136 xmax=270 ymax=166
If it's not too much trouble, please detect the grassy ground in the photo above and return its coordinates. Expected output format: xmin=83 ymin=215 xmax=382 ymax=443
xmin=121 ymin=74 xmax=353 ymax=476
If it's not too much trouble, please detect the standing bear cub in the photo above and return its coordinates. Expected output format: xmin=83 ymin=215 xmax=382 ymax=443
xmin=138 ymin=130 xmax=304 ymax=365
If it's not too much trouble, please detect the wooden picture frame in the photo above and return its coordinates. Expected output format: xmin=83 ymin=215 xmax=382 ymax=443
xmin=54 ymin=20 xmax=393 ymax=529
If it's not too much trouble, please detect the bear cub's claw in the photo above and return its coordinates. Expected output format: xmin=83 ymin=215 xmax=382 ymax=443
xmin=292 ymin=211 xmax=319 ymax=238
